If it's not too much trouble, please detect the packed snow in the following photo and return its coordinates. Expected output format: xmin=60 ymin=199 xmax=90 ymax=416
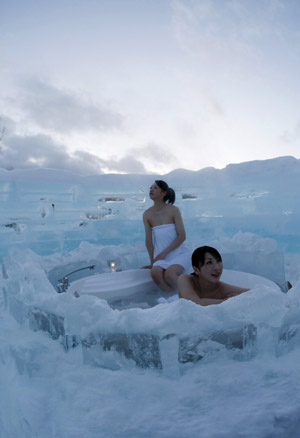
xmin=1 ymin=156 xmax=300 ymax=437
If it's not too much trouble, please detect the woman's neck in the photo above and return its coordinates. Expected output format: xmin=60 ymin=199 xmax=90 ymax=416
xmin=194 ymin=276 xmax=220 ymax=297
xmin=152 ymin=199 xmax=166 ymax=210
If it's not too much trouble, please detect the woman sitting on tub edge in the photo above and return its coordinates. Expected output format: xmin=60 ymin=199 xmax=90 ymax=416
xmin=142 ymin=180 xmax=190 ymax=292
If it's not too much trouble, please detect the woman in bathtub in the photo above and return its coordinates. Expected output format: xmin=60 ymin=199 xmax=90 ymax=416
xmin=178 ymin=246 xmax=249 ymax=305
xmin=142 ymin=180 xmax=190 ymax=292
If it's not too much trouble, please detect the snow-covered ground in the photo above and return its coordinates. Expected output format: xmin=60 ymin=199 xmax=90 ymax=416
xmin=1 ymin=157 xmax=300 ymax=437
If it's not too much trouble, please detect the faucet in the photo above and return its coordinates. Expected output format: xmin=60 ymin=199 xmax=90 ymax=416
xmin=57 ymin=265 xmax=95 ymax=293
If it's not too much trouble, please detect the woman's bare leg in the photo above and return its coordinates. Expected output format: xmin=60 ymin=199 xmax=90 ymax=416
xmin=150 ymin=266 xmax=174 ymax=292
xmin=151 ymin=264 xmax=184 ymax=292
xmin=163 ymin=264 xmax=184 ymax=291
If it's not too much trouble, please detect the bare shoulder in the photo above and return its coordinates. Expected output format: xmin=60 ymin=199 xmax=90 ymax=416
xmin=143 ymin=206 xmax=153 ymax=219
xmin=178 ymin=273 xmax=192 ymax=283
xmin=178 ymin=274 xmax=194 ymax=296
xmin=169 ymin=204 xmax=180 ymax=213
xmin=168 ymin=204 xmax=182 ymax=218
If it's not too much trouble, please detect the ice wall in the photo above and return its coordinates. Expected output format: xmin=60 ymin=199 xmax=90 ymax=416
xmin=1 ymin=156 xmax=300 ymax=262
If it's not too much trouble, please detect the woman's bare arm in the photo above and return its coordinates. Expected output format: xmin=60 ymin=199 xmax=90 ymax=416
xmin=220 ymin=282 xmax=249 ymax=298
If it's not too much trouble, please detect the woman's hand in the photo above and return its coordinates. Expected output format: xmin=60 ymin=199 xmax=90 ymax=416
xmin=153 ymin=250 xmax=167 ymax=263
xmin=140 ymin=265 xmax=152 ymax=269
xmin=224 ymin=291 xmax=244 ymax=299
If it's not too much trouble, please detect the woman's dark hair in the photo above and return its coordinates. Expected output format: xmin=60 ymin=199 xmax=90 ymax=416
xmin=155 ymin=180 xmax=175 ymax=204
xmin=191 ymin=246 xmax=222 ymax=268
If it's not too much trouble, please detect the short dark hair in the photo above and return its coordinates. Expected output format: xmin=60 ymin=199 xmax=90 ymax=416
xmin=192 ymin=246 xmax=222 ymax=268
xmin=155 ymin=180 xmax=175 ymax=204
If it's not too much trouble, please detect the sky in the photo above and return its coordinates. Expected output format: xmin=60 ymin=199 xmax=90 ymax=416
xmin=0 ymin=0 xmax=300 ymax=175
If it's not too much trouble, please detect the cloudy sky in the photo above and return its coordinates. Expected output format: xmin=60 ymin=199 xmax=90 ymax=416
xmin=0 ymin=0 xmax=300 ymax=175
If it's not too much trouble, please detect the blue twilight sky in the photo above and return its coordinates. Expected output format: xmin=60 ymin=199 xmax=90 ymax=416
xmin=0 ymin=0 xmax=300 ymax=175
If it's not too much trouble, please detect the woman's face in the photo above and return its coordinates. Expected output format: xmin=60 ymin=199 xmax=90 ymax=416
xmin=195 ymin=252 xmax=223 ymax=283
xmin=149 ymin=182 xmax=166 ymax=201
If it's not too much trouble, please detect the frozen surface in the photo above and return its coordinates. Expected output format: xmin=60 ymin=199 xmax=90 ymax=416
xmin=1 ymin=157 xmax=300 ymax=437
